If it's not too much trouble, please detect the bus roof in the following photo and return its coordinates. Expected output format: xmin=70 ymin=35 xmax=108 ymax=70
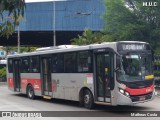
xmin=7 ymin=41 xmax=149 ymax=58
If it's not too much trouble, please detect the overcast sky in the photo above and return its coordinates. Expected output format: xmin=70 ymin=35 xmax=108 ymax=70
xmin=25 ymin=0 xmax=68 ymax=3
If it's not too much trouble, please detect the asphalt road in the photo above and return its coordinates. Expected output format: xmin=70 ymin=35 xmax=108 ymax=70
xmin=0 ymin=85 xmax=160 ymax=120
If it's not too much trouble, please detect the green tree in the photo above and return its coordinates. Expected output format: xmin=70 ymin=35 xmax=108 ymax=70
xmin=0 ymin=0 xmax=25 ymax=37
xmin=71 ymin=29 xmax=104 ymax=45
xmin=103 ymin=0 xmax=160 ymax=51
xmin=0 ymin=67 xmax=6 ymax=82
xmin=1 ymin=46 xmax=38 ymax=55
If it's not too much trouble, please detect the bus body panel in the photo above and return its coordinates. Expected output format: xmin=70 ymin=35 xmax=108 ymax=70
xmin=20 ymin=73 xmax=41 ymax=95
xmin=51 ymin=73 xmax=94 ymax=101
xmin=116 ymin=89 xmax=155 ymax=105
xmin=8 ymin=73 xmax=14 ymax=89
xmin=6 ymin=41 xmax=154 ymax=106
xmin=8 ymin=72 xmax=94 ymax=101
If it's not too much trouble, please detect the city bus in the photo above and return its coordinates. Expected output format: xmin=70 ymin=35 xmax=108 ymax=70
xmin=7 ymin=41 xmax=155 ymax=109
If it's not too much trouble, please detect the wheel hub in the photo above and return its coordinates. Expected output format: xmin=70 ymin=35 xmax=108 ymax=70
xmin=28 ymin=89 xmax=33 ymax=97
xmin=84 ymin=94 xmax=89 ymax=104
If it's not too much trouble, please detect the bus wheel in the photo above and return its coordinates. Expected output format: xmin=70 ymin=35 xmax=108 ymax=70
xmin=83 ymin=89 xmax=94 ymax=109
xmin=27 ymin=85 xmax=35 ymax=99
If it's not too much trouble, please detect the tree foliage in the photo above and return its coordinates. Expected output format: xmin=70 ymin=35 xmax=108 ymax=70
xmin=103 ymin=0 xmax=160 ymax=50
xmin=0 ymin=67 xmax=6 ymax=82
xmin=0 ymin=0 xmax=25 ymax=37
xmin=1 ymin=46 xmax=38 ymax=54
xmin=71 ymin=29 xmax=104 ymax=45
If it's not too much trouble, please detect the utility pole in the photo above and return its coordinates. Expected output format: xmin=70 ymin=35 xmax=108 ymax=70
xmin=53 ymin=1 xmax=56 ymax=46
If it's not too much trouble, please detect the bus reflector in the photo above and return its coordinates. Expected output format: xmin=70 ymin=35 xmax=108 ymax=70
xmin=145 ymin=75 xmax=154 ymax=80
xmin=43 ymin=96 xmax=52 ymax=99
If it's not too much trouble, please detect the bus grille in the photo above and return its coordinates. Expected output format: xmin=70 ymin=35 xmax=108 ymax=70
xmin=130 ymin=92 xmax=152 ymax=102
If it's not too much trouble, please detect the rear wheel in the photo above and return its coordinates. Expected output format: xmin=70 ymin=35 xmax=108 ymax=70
xmin=83 ymin=89 xmax=94 ymax=109
xmin=27 ymin=85 xmax=35 ymax=99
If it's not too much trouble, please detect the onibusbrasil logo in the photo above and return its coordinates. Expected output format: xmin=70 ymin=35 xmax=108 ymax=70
xmin=1 ymin=112 xmax=42 ymax=118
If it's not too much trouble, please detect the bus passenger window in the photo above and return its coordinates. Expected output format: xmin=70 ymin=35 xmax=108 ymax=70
xmin=30 ymin=56 xmax=40 ymax=73
xmin=52 ymin=55 xmax=57 ymax=72
xmin=8 ymin=59 xmax=13 ymax=73
xmin=78 ymin=51 xmax=91 ymax=72
xmin=64 ymin=53 xmax=76 ymax=73
xmin=52 ymin=54 xmax=64 ymax=73
xmin=21 ymin=58 xmax=30 ymax=73
xmin=58 ymin=55 xmax=64 ymax=72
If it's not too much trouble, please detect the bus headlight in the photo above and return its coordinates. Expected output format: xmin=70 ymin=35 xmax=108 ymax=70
xmin=119 ymin=89 xmax=124 ymax=94
xmin=124 ymin=91 xmax=130 ymax=97
xmin=119 ymin=88 xmax=130 ymax=97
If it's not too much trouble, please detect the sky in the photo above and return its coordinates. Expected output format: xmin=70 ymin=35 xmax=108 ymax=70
xmin=25 ymin=0 xmax=68 ymax=3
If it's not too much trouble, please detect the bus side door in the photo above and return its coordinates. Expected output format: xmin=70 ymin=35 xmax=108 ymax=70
xmin=13 ymin=59 xmax=21 ymax=92
xmin=94 ymin=49 xmax=114 ymax=103
xmin=41 ymin=55 xmax=52 ymax=97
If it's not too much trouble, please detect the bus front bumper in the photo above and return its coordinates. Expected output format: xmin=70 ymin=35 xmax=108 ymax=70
xmin=116 ymin=89 xmax=155 ymax=105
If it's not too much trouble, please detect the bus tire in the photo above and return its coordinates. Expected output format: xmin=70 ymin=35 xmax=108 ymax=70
xmin=83 ymin=89 xmax=94 ymax=109
xmin=27 ymin=85 xmax=35 ymax=99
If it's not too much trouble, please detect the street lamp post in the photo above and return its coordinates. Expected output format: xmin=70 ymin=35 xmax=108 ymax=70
xmin=53 ymin=1 xmax=56 ymax=46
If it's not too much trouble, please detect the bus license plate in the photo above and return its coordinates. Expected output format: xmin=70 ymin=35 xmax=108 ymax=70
xmin=139 ymin=96 xmax=145 ymax=101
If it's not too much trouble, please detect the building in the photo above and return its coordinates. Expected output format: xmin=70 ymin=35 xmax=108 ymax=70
xmin=0 ymin=0 xmax=105 ymax=46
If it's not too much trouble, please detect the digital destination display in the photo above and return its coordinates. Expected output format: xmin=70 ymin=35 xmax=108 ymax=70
xmin=122 ymin=44 xmax=145 ymax=50
xmin=117 ymin=43 xmax=150 ymax=51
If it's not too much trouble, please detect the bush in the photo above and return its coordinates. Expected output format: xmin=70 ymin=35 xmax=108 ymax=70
xmin=0 ymin=67 xmax=6 ymax=82
xmin=153 ymin=70 xmax=160 ymax=76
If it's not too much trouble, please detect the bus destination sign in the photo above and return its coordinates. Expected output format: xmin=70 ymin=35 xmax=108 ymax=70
xmin=122 ymin=44 xmax=145 ymax=50
xmin=117 ymin=43 xmax=149 ymax=51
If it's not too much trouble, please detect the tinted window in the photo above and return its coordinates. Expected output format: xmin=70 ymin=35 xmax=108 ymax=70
xmin=52 ymin=54 xmax=64 ymax=73
xmin=21 ymin=57 xmax=30 ymax=73
xmin=8 ymin=59 xmax=13 ymax=73
xmin=64 ymin=53 xmax=76 ymax=73
xmin=30 ymin=56 xmax=40 ymax=73
xmin=78 ymin=51 xmax=91 ymax=72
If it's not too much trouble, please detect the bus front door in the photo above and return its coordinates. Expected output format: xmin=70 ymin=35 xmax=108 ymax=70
xmin=13 ymin=60 xmax=21 ymax=92
xmin=95 ymin=52 xmax=113 ymax=103
xmin=41 ymin=57 xmax=52 ymax=97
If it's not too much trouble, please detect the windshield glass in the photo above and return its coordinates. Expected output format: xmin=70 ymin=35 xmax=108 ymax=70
xmin=117 ymin=53 xmax=152 ymax=82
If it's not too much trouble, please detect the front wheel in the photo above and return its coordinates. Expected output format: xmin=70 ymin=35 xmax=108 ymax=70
xmin=83 ymin=89 xmax=94 ymax=109
xmin=27 ymin=85 xmax=35 ymax=99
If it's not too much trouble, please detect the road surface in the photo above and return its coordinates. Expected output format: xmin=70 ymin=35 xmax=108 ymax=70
xmin=0 ymin=85 xmax=159 ymax=120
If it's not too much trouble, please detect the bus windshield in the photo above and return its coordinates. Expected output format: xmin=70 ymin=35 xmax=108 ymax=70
xmin=117 ymin=53 xmax=152 ymax=82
